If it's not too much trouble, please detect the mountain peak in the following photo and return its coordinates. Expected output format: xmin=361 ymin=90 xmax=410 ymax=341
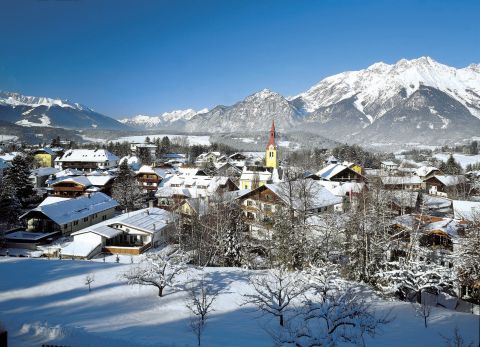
xmin=245 ymin=89 xmax=283 ymax=102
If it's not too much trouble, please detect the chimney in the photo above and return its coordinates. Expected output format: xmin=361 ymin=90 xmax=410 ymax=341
xmin=153 ymin=223 xmax=156 ymax=231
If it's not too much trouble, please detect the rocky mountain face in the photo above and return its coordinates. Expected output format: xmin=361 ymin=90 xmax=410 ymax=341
xmin=185 ymin=89 xmax=303 ymax=132
xmin=120 ymin=56 xmax=480 ymax=144
xmin=0 ymin=91 xmax=127 ymax=130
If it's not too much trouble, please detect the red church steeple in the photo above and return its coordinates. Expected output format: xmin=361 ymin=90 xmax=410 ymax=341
xmin=267 ymin=119 xmax=276 ymax=148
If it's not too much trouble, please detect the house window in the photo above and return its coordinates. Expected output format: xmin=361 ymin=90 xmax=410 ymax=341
xmin=247 ymin=200 xmax=253 ymax=206
xmin=63 ymin=224 xmax=67 ymax=229
xmin=83 ymin=217 xmax=88 ymax=222
xmin=73 ymin=220 xmax=78 ymax=226
xmin=264 ymin=204 xmax=272 ymax=213
xmin=102 ymin=215 xmax=107 ymax=221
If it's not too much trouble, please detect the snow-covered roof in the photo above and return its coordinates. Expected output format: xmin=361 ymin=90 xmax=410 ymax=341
xmin=319 ymin=181 xmax=365 ymax=196
xmin=34 ymin=147 xmax=56 ymax=156
xmin=72 ymin=208 xmax=172 ymax=238
xmin=38 ymin=196 xmax=72 ymax=207
xmin=381 ymin=161 xmax=398 ymax=166
xmin=20 ymin=192 xmax=119 ymax=225
xmin=381 ymin=176 xmax=423 ymax=185
xmin=55 ymin=168 xmax=84 ymax=177
xmin=254 ymin=180 xmax=343 ymax=210
xmin=431 ymin=175 xmax=468 ymax=186
xmin=240 ymin=169 xmax=272 ymax=181
xmin=316 ymin=164 xmax=359 ymax=180
xmin=156 ymin=173 xmax=234 ymax=198
xmin=30 ymin=167 xmax=60 ymax=177
xmin=416 ymin=166 xmax=440 ymax=177
xmin=452 ymin=200 xmax=480 ymax=221
xmin=56 ymin=149 xmax=118 ymax=163
xmin=50 ymin=175 xmax=114 ymax=187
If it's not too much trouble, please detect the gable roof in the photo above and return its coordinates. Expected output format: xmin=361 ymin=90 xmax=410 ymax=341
xmin=430 ymin=175 xmax=468 ymax=186
xmin=241 ymin=180 xmax=342 ymax=211
xmin=381 ymin=176 xmax=423 ymax=185
xmin=20 ymin=192 xmax=119 ymax=225
xmin=316 ymin=164 xmax=363 ymax=181
xmin=56 ymin=149 xmax=118 ymax=163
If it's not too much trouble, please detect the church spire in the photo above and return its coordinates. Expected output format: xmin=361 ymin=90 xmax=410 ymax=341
xmin=267 ymin=119 xmax=276 ymax=148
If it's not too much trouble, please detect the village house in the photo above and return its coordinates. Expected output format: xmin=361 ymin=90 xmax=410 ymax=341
xmin=195 ymin=151 xmax=221 ymax=166
xmin=135 ymin=165 xmax=171 ymax=195
xmin=155 ymin=173 xmax=238 ymax=208
xmin=316 ymin=163 xmax=366 ymax=182
xmin=238 ymin=180 xmax=342 ymax=239
xmin=381 ymin=161 xmax=399 ymax=172
xmin=380 ymin=176 xmax=423 ymax=190
xmin=239 ymin=166 xmax=278 ymax=190
xmin=29 ymin=167 xmax=60 ymax=188
xmin=61 ymin=208 xmax=173 ymax=259
xmin=48 ymin=174 xmax=116 ymax=197
xmin=54 ymin=149 xmax=119 ymax=172
xmin=415 ymin=166 xmax=442 ymax=180
xmin=5 ymin=193 xmax=118 ymax=249
xmin=130 ymin=142 xmax=157 ymax=160
xmin=33 ymin=147 xmax=57 ymax=167
xmin=425 ymin=175 xmax=469 ymax=198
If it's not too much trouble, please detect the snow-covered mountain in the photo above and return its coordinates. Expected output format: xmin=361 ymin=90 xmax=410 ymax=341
xmin=185 ymin=89 xmax=303 ymax=132
xmin=182 ymin=57 xmax=480 ymax=144
xmin=0 ymin=91 xmax=127 ymax=130
xmin=290 ymin=56 xmax=480 ymax=122
xmin=119 ymin=108 xmax=208 ymax=129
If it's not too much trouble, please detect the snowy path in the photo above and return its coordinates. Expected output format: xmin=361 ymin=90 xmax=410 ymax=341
xmin=0 ymin=258 xmax=478 ymax=346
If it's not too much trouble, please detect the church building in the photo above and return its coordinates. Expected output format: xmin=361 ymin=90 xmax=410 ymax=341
xmin=265 ymin=120 xmax=278 ymax=169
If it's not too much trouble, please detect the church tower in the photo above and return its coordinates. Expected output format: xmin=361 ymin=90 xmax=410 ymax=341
xmin=265 ymin=119 xmax=278 ymax=168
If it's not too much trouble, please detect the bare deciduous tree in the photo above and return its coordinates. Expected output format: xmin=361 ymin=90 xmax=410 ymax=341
xmin=185 ymin=273 xmax=220 ymax=346
xmin=242 ymin=268 xmax=304 ymax=327
xmin=123 ymin=251 xmax=188 ymax=297
xmin=85 ymin=274 xmax=95 ymax=292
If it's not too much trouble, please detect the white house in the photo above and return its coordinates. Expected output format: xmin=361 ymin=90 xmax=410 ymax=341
xmin=62 ymin=208 xmax=173 ymax=259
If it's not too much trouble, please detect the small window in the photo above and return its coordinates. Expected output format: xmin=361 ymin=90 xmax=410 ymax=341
xmin=73 ymin=220 xmax=78 ymax=226
xmin=83 ymin=217 xmax=88 ymax=222
xmin=63 ymin=224 xmax=67 ymax=229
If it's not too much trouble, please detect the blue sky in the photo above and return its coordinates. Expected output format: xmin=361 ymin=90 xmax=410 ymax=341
xmin=0 ymin=0 xmax=479 ymax=118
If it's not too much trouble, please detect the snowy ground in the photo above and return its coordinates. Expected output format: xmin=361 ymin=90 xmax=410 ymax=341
xmin=434 ymin=153 xmax=480 ymax=169
xmin=0 ymin=257 xmax=478 ymax=347
xmin=112 ymin=134 xmax=211 ymax=146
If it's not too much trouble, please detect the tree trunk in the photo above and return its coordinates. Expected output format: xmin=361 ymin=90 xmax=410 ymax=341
xmin=279 ymin=314 xmax=284 ymax=327
xmin=158 ymin=286 xmax=164 ymax=297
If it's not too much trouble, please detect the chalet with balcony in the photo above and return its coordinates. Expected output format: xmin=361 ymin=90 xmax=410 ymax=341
xmin=135 ymin=165 xmax=170 ymax=195
xmin=48 ymin=174 xmax=115 ymax=197
xmin=54 ymin=149 xmax=119 ymax=172
xmin=238 ymin=180 xmax=342 ymax=239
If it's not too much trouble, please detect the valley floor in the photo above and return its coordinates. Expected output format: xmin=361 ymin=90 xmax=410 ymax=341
xmin=0 ymin=257 xmax=479 ymax=347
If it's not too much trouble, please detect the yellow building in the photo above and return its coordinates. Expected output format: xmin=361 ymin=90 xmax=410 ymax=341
xmin=265 ymin=120 xmax=278 ymax=169
xmin=33 ymin=148 xmax=56 ymax=167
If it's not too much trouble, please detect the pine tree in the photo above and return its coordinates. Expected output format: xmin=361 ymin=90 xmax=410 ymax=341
xmin=5 ymin=154 xmax=33 ymax=206
xmin=441 ymin=155 xmax=462 ymax=175
xmin=0 ymin=175 xmax=21 ymax=227
xmin=112 ymin=160 xmax=143 ymax=212
xmin=161 ymin=136 xmax=171 ymax=153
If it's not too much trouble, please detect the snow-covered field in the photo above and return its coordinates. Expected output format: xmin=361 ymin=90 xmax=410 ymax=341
xmin=0 ymin=258 xmax=478 ymax=347
xmin=434 ymin=153 xmax=480 ymax=169
xmin=112 ymin=134 xmax=211 ymax=146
